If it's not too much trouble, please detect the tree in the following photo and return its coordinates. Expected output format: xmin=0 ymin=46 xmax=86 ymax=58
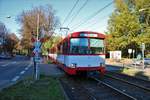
xmin=0 ymin=22 xmax=7 ymax=37
xmin=17 ymin=5 xmax=59 ymax=55
xmin=4 ymin=33 xmax=19 ymax=55
xmin=106 ymin=0 xmax=150 ymax=57
xmin=15 ymin=41 xmax=23 ymax=54
xmin=0 ymin=22 xmax=8 ymax=53
xmin=41 ymin=35 xmax=62 ymax=56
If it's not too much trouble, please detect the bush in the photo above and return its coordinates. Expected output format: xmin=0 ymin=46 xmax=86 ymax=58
xmin=146 ymin=53 xmax=150 ymax=58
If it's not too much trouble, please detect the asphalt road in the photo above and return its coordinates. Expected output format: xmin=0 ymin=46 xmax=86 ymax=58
xmin=0 ymin=55 xmax=33 ymax=90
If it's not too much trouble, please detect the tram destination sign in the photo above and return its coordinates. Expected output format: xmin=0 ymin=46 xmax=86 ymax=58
xmin=80 ymin=33 xmax=97 ymax=37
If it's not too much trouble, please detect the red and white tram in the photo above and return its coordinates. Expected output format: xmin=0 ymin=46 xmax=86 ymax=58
xmin=48 ymin=31 xmax=106 ymax=75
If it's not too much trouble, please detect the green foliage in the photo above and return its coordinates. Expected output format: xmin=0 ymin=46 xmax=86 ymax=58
xmin=107 ymin=0 xmax=150 ymax=57
xmin=41 ymin=35 xmax=62 ymax=55
xmin=146 ymin=53 xmax=150 ymax=58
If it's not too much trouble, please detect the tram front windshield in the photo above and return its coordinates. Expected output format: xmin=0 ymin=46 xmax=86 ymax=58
xmin=70 ymin=38 xmax=104 ymax=54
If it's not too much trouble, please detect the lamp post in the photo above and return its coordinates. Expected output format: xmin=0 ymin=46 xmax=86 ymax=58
xmin=6 ymin=16 xmax=11 ymax=18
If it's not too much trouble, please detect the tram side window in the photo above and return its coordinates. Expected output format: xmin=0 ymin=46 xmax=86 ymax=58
xmin=70 ymin=38 xmax=79 ymax=54
xmin=63 ymin=41 xmax=68 ymax=54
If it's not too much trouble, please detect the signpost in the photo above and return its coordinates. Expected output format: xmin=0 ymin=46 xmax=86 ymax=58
xmin=141 ymin=43 xmax=145 ymax=69
xmin=128 ymin=49 xmax=132 ymax=59
xmin=31 ymin=14 xmax=45 ymax=80
xmin=32 ymin=14 xmax=40 ymax=80
xmin=132 ymin=49 xmax=135 ymax=59
xmin=33 ymin=41 xmax=41 ymax=80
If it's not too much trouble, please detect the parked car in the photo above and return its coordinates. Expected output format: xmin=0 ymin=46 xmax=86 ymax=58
xmin=0 ymin=53 xmax=12 ymax=59
xmin=144 ymin=58 xmax=150 ymax=65
xmin=133 ymin=58 xmax=150 ymax=65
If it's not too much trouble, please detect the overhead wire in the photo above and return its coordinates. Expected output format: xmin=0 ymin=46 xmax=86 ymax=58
xmin=70 ymin=0 xmax=114 ymax=31
xmin=82 ymin=13 xmax=112 ymax=29
xmin=66 ymin=0 xmax=89 ymax=27
xmin=90 ymin=23 xmax=106 ymax=31
xmin=61 ymin=0 xmax=80 ymax=26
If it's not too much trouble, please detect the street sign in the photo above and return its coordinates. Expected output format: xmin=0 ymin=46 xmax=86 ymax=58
xmin=33 ymin=50 xmax=38 ymax=56
xmin=33 ymin=41 xmax=41 ymax=53
xmin=33 ymin=47 xmax=41 ymax=53
xmin=34 ymin=56 xmax=41 ymax=62
xmin=133 ymin=50 xmax=135 ymax=53
xmin=31 ymin=37 xmax=36 ymax=42
xmin=34 ymin=41 xmax=41 ymax=48
xmin=141 ymin=43 xmax=145 ymax=50
xmin=128 ymin=49 xmax=132 ymax=54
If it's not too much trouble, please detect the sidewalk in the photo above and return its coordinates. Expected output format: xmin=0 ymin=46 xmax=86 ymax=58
xmin=39 ymin=63 xmax=64 ymax=77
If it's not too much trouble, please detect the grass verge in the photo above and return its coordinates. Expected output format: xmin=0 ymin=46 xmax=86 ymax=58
xmin=117 ymin=67 xmax=150 ymax=81
xmin=0 ymin=75 xmax=65 ymax=100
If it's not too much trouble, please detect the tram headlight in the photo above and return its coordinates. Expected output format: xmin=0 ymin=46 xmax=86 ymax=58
xmin=100 ymin=63 xmax=105 ymax=67
xmin=70 ymin=63 xmax=77 ymax=68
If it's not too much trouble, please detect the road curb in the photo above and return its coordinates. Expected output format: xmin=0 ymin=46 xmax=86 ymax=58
xmin=0 ymin=80 xmax=18 ymax=91
xmin=58 ymin=79 xmax=70 ymax=100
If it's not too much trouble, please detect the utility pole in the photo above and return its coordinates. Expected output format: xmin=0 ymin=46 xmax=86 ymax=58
xmin=33 ymin=14 xmax=40 ymax=80
xmin=36 ymin=14 xmax=40 ymax=80
xmin=37 ymin=14 xmax=39 ymax=42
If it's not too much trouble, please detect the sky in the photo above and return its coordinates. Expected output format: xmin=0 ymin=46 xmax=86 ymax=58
xmin=0 ymin=0 xmax=115 ymax=38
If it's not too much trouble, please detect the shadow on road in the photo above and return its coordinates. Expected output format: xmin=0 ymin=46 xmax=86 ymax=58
xmin=134 ymin=71 xmax=149 ymax=80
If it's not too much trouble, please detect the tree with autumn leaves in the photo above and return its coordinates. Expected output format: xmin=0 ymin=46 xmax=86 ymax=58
xmin=0 ymin=22 xmax=19 ymax=56
xmin=17 ymin=5 xmax=59 ymax=55
xmin=106 ymin=0 xmax=150 ymax=57
xmin=5 ymin=33 xmax=19 ymax=55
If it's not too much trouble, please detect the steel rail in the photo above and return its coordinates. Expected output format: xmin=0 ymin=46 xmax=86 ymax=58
xmin=105 ymin=74 xmax=150 ymax=92
xmin=90 ymin=77 xmax=137 ymax=100
xmin=107 ymin=71 xmax=150 ymax=83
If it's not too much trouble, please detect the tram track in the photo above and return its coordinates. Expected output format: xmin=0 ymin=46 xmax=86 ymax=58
xmin=59 ymin=76 xmax=98 ymax=100
xmin=60 ymin=75 xmax=135 ymax=100
xmin=105 ymin=71 xmax=150 ymax=91
xmin=95 ymin=72 xmax=150 ymax=100
xmin=90 ymin=77 xmax=136 ymax=100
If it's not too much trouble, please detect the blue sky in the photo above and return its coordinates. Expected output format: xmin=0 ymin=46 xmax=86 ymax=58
xmin=0 ymin=0 xmax=114 ymax=37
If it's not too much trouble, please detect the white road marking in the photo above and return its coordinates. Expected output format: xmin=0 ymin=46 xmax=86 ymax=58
xmin=11 ymin=76 xmax=20 ymax=82
xmin=25 ymin=67 xmax=29 ymax=70
xmin=1 ymin=61 xmax=18 ymax=67
xmin=2 ymin=63 xmax=9 ymax=67
xmin=25 ymin=63 xmax=32 ymax=70
xmin=11 ymin=61 xmax=16 ymax=64
xmin=20 ymin=70 xmax=25 ymax=75
xmin=11 ymin=63 xmax=32 ymax=83
xmin=28 ymin=63 xmax=32 ymax=68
